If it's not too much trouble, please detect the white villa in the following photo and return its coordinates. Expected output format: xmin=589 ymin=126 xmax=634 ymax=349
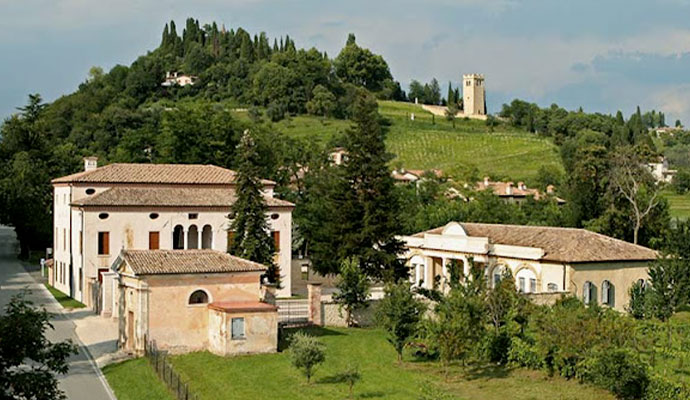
xmin=161 ymin=72 xmax=197 ymax=87
xmin=402 ymin=222 xmax=657 ymax=311
xmin=50 ymin=158 xmax=294 ymax=308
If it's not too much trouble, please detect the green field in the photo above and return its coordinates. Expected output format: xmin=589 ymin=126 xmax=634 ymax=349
xmin=257 ymin=101 xmax=563 ymax=183
xmin=104 ymin=327 xmax=614 ymax=400
xmin=103 ymin=358 xmax=173 ymax=400
xmin=663 ymin=189 xmax=690 ymax=220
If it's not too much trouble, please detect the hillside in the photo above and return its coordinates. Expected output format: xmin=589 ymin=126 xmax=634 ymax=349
xmin=256 ymin=100 xmax=563 ymax=182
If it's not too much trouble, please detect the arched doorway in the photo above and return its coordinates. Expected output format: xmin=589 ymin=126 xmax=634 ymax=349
xmin=173 ymin=225 xmax=184 ymax=249
xmin=201 ymin=225 xmax=213 ymax=249
xmin=187 ymin=225 xmax=199 ymax=249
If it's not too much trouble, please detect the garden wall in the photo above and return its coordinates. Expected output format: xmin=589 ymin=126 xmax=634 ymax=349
xmin=322 ymin=300 xmax=380 ymax=327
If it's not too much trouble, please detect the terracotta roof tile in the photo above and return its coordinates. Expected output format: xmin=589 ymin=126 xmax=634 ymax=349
xmin=72 ymin=187 xmax=294 ymax=208
xmin=412 ymin=222 xmax=657 ymax=263
xmin=208 ymin=301 xmax=277 ymax=313
xmin=52 ymin=163 xmax=275 ymax=185
xmin=120 ymin=249 xmax=266 ymax=275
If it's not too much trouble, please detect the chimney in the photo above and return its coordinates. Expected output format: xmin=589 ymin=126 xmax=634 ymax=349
xmin=546 ymin=185 xmax=555 ymax=194
xmin=518 ymin=181 xmax=526 ymax=190
xmin=84 ymin=157 xmax=98 ymax=172
xmin=506 ymin=182 xmax=513 ymax=195
xmin=483 ymin=177 xmax=490 ymax=186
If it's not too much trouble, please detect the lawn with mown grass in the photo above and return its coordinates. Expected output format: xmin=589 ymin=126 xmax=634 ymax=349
xmin=103 ymin=358 xmax=174 ymax=400
xmin=44 ymin=284 xmax=85 ymax=309
xmin=662 ymin=189 xmax=690 ymax=220
xmin=162 ymin=327 xmax=612 ymax=400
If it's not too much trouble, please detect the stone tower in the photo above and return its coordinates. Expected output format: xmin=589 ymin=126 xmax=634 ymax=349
xmin=462 ymin=74 xmax=485 ymax=116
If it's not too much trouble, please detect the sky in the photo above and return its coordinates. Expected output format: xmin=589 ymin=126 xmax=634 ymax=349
xmin=3 ymin=0 xmax=690 ymax=124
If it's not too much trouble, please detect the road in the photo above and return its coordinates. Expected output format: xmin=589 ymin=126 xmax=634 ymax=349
xmin=0 ymin=226 xmax=115 ymax=400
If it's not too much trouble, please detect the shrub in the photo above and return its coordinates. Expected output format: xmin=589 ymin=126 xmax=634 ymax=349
xmin=577 ymin=347 xmax=649 ymax=399
xmin=645 ymin=374 xmax=690 ymax=400
xmin=289 ymin=332 xmax=326 ymax=383
xmin=332 ymin=257 xmax=370 ymax=327
xmin=507 ymin=337 xmax=541 ymax=369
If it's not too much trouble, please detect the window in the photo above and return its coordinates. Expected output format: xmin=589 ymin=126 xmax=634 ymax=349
xmin=270 ymin=213 xmax=280 ymax=220
xmin=547 ymin=283 xmax=558 ymax=292
xmin=188 ymin=290 xmax=209 ymax=305
xmin=85 ymin=188 xmax=96 ymax=195
xmin=231 ymin=317 xmax=245 ymax=340
xmin=518 ymin=277 xmax=526 ymax=292
xmin=301 ymin=264 xmax=309 ymax=280
xmin=188 ymin=213 xmax=198 ymax=220
xmin=530 ymin=278 xmax=537 ymax=293
xmin=79 ymin=268 xmax=83 ymax=291
xmin=493 ymin=273 xmax=502 ymax=287
xmin=272 ymin=231 xmax=280 ymax=252
xmin=466 ymin=80 xmax=471 ymax=86
xmin=149 ymin=213 xmax=159 ymax=220
xmin=149 ymin=232 xmax=160 ymax=250
xmin=63 ymin=229 xmax=66 ymax=251
xmin=79 ymin=231 xmax=83 ymax=255
xmin=98 ymin=213 xmax=109 ymax=220
xmin=583 ymin=281 xmax=597 ymax=305
xmin=601 ymin=280 xmax=614 ymax=307
xmin=227 ymin=231 xmax=235 ymax=251
xmin=98 ymin=232 xmax=110 ymax=255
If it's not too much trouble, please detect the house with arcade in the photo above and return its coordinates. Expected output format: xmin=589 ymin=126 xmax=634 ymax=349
xmin=50 ymin=158 xmax=295 ymax=311
xmin=402 ymin=222 xmax=657 ymax=311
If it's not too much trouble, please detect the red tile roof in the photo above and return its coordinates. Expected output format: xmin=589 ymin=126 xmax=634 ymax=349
xmin=208 ymin=301 xmax=277 ymax=313
xmin=52 ymin=163 xmax=275 ymax=186
xmin=119 ymin=249 xmax=266 ymax=275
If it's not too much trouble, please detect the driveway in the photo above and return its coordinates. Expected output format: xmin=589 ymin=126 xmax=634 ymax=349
xmin=0 ymin=226 xmax=116 ymax=400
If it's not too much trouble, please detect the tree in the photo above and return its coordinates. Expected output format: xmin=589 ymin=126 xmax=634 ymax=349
xmin=332 ymin=258 xmax=371 ymax=327
xmin=300 ymin=91 xmax=406 ymax=280
xmin=408 ymin=80 xmax=424 ymax=104
xmin=0 ymin=292 xmax=78 ymax=399
xmin=306 ymin=85 xmax=336 ymax=118
xmin=644 ymin=256 xmax=690 ymax=321
xmin=445 ymin=103 xmax=458 ymax=128
xmin=676 ymin=119 xmax=683 ymax=128
xmin=334 ymin=34 xmax=392 ymax=92
xmin=334 ymin=364 xmax=361 ymax=399
xmin=289 ymin=332 xmax=326 ymax=383
xmin=377 ymin=281 xmax=427 ymax=362
xmin=609 ymin=148 xmax=660 ymax=244
xmin=228 ymin=130 xmax=280 ymax=285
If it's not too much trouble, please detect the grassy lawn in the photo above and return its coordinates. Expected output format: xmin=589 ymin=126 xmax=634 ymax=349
xmin=103 ymin=358 xmax=174 ymax=400
xmin=43 ymin=284 xmax=86 ymax=309
xmin=163 ymin=327 xmax=612 ymax=400
xmin=662 ymin=189 xmax=690 ymax=220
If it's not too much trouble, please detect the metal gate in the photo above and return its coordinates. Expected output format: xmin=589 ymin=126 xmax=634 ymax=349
xmin=276 ymin=299 xmax=309 ymax=326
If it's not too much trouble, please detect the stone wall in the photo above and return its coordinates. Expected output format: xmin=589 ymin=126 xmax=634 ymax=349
xmin=322 ymin=300 xmax=380 ymax=328
xmin=525 ymin=291 xmax=569 ymax=306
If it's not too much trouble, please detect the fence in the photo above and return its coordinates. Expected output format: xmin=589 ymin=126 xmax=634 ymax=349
xmin=145 ymin=339 xmax=200 ymax=400
xmin=276 ymin=299 xmax=309 ymax=326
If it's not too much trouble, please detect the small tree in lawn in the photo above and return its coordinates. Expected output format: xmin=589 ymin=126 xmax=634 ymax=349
xmin=377 ymin=281 xmax=427 ymax=363
xmin=0 ymin=291 xmax=78 ymax=400
xmin=336 ymin=364 xmax=361 ymax=399
xmin=228 ymin=130 xmax=280 ymax=286
xmin=445 ymin=103 xmax=458 ymax=129
xmin=333 ymin=257 xmax=371 ymax=327
xmin=289 ymin=332 xmax=326 ymax=384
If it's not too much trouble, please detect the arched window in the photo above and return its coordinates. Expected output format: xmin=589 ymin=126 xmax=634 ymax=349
xmin=173 ymin=225 xmax=184 ymax=250
xmin=188 ymin=290 xmax=209 ymax=305
xmin=187 ymin=225 xmax=199 ymax=249
xmin=601 ymin=280 xmax=615 ymax=307
xmin=583 ymin=281 xmax=597 ymax=305
xmin=410 ymin=256 xmax=425 ymax=287
xmin=201 ymin=225 xmax=213 ymax=249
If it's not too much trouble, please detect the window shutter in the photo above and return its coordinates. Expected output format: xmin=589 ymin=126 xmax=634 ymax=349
xmin=272 ymin=231 xmax=280 ymax=252
xmin=602 ymin=281 xmax=609 ymax=305
xmin=227 ymin=231 xmax=235 ymax=251
xmin=584 ymin=282 xmax=590 ymax=304
xmin=149 ymin=232 xmax=160 ymax=250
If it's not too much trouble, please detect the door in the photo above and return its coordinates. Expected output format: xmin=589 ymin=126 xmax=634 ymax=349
xmin=149 ymin=232 xmax=160 ymax=250
xmin=127 ymin=311 xmax=135 ymax=351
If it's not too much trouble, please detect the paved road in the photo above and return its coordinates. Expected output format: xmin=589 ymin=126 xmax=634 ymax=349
xmin=0 ymin=226 xmax=115 ymax=400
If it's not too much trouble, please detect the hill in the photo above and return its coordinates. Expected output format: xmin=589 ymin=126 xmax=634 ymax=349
xmin=257 ymin=101 xmax=563 ymax=182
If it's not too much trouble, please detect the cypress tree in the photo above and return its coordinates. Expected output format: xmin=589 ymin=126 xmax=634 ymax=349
xmin=228 ymin=130 xmax=280 ymax=286
xmin=447 ymin=81 xmax=454 ymax=106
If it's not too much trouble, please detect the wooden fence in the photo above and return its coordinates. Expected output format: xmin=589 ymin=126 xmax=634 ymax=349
xmin=145 ymin=339 xmax=200 ymax=400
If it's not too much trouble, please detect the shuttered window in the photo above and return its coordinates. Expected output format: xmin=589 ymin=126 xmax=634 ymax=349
xmin=272 ymin=231 xmax=280 ymax=252
xmin=227 ymin=231 xmax=235 ymax=252
xmin=149 ymin=232 xmax=160 ymax=250
xmin=98 ymin=232 xmax=110 ymax=255
xmin=231 ymin=317 xmax=245 ymax=340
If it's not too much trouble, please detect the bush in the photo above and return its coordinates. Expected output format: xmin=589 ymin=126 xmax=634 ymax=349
xmin=289 ymin=332 xmax=326 ymax=383
xmin=508 ymin=337 xmax=541 ymax=369
xmin=577 ymin=348 xmax=649 ymax=400
xmin=377 ymin=281 xmax=427 ymax=362
xmin=645 ymin=374 xmax=690 ymax=400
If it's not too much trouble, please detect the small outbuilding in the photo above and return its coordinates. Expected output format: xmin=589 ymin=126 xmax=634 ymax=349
xmin=114 ymin=249 xmax=278 ymax=356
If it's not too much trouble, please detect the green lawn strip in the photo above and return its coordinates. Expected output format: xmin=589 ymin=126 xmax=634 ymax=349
xmin=102 ymin=358 xmax=174 ymax=400
xmin=170 ymin=327 xmax=613 ymax=400
xmin=43 ymin=284 xmax=86 ymax=309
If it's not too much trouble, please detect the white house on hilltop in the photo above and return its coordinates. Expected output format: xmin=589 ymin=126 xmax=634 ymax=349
xmin=50 ymin=158 xmax=294 ymax=308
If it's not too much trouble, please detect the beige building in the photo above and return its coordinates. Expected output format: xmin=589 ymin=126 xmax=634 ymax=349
xmin=51 ymin=159 xmax=294 ymax=307
xmin=476 ymin=177 xmax=565 ymax=204
xmin=114 ymin=249 xmax=277 ymax=355
xmin=462 ymin=74 xmax=486 ymax=117
xmin=402 ymin=222 xmax=657 ymax=311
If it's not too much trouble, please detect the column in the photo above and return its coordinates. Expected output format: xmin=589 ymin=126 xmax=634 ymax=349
xmin=307 ymin=283 xmax=323 ymax=326
xmin=198 ymin=229 xmax=203 ymax=250
xmin=463 ymin=257 xmax=470 ymax=278
xmin=183 ymin=228 xmax=188 ymax=249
